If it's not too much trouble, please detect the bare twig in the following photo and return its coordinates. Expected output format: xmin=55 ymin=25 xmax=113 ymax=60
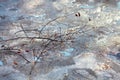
xmin=0 ymin=36 xmax=62 ymax=42
xmin=29 ymin=32 xmax=62 ymax=75
xmin=18 ymin=54 xmax=31 ymax=63
xmin=0 ymin=49 xmax=31 ymax=63
xmin=19 ymin=24 xmax=29 ymax=37
xmin=15 ymin=29 xmax=38 ymax=35
xmin=29 ymin=40 xmax=51 ymax=75
xmin=38 ymin=17 xmax=61 ymax=35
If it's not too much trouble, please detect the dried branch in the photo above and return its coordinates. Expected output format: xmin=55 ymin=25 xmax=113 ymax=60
xmin=29 ymin=40 xmax=51 ymax=75
xmin=0 ymin=49 xmax=31 ymax=63
xmin=14 ymin=29 xmax=38 ymax=35
xmin=0 ymin=36 xmax=62 ymax=42
xmin=28 ymin=32 xmax=64 ymax=75
xmin=38 ymin=17 xmax=61 ymax=35
xmin=19 ymin=24 xmax=29 ymax=37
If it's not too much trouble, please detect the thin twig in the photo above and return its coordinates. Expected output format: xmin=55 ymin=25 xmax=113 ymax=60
xmin=29 ymin=40 xmax=51 ymax=75
xmin=0 ymin=36 xmax=61 ymax=42
xmin=19 ymin=24 xmax=29 ymax=37
xmin=29 ymin=33 xmax=59 ymax=75
xmin=15 ymin=29 xmax=38 ymax=35
xmin=18 ymin=54 xmax=31 ymax=63
xmin=0 ymin=49 xmax=31 ymax=63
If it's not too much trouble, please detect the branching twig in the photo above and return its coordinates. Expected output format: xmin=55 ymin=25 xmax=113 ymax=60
xmin=19 ymin=24 xmax=29 ymax=37
xmin=29 ymin=40 xmax=52 ymax=75
xmin=0 ymin=49 xmax=31 ymax=63
xmin=29 ymin=32 xmax=63 ymax=75
xmin=38 ymin=17 xmax=61 ymax=35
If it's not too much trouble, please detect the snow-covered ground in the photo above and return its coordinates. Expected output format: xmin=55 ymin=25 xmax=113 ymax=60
xmin=0 ymin=0 xmax=120 ymax=80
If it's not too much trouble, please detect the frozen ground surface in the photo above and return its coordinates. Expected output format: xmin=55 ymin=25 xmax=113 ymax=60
xmin=0 ymin=0 xmax=120 ymax=80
